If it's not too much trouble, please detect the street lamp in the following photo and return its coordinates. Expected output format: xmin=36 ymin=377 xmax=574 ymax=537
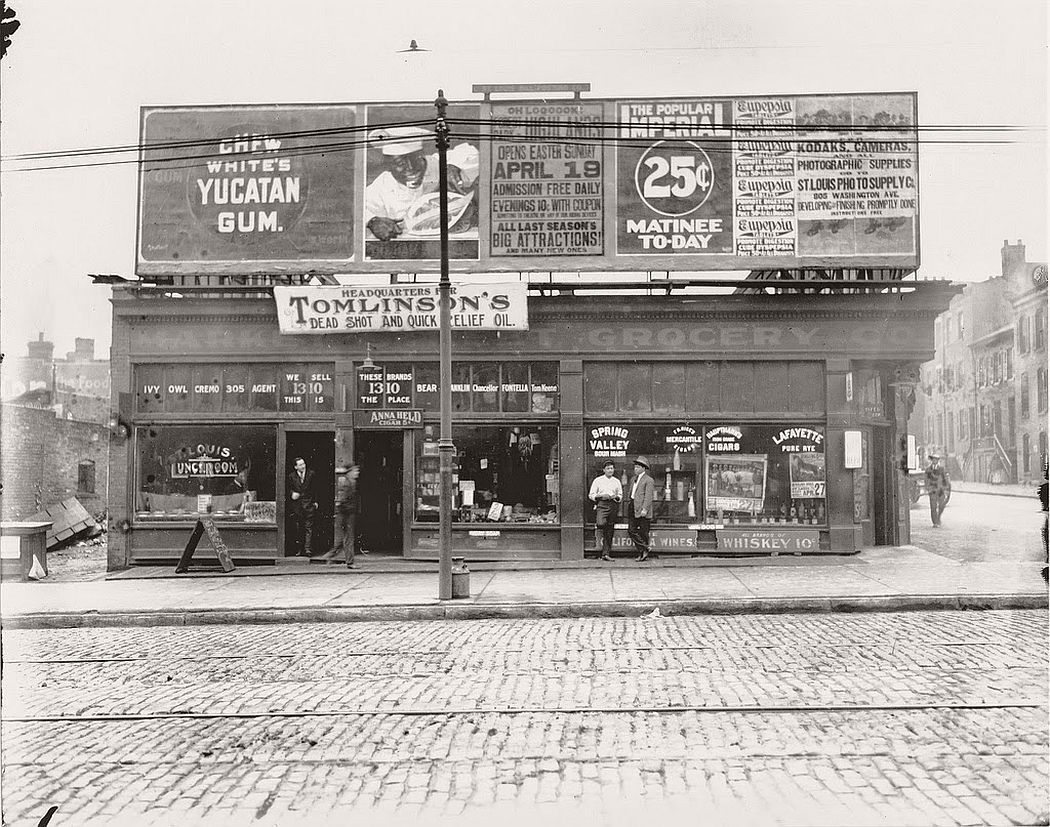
xmin=434 ymin=90 xmax=454 ymax=600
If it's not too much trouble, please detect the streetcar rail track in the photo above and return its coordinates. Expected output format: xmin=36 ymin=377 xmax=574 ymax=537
xmin=2 ymin=640 xmax=1037 ymax=665
xmin=2 ymin=700 xmax=1044 ymax=724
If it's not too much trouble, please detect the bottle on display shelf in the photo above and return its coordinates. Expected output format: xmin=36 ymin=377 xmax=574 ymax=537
xmin=673 ymin=449 xmax=681 ymax=471
xmin=687 ymin=488 xmax=696 ymax=518
xmin=664 ymin=468 xmax=671 ymax=499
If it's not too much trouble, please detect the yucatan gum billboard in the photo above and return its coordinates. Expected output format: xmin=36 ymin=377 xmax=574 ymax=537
xmin=135 ymin=92 xmax=918 ymax=277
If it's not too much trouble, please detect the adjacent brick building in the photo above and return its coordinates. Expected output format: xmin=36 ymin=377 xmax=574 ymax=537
xmin=0 ymin=403 xmax=110 ymax=520
xmin=0 ymin=334 xmax=113 ymax=521
xmin=910 ymin=241 xmax=1047 ymax=484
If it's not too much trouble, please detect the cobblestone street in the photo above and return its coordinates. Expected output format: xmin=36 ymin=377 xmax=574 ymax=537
xmin=1 ymin=610 xmax=1047 ymax=826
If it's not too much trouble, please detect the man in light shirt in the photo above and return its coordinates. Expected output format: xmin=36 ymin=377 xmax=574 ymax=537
xmin=589 ymin=461 xmax=622 ymax=561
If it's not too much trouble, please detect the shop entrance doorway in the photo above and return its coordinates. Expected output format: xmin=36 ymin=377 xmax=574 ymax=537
xmin=284 ymin=431 xmax=334 ymax=557
xmin=355 ymin=431 xmax=404 ymax=554
xmin=872 ymin=428 xmax=895 ymax=546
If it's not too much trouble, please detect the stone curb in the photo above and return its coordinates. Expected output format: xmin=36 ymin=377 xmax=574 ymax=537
xmin=2 ymin=593 xmax=1046 ymax=630
xmin=950 ymin=485 xmax=1039 ymax=500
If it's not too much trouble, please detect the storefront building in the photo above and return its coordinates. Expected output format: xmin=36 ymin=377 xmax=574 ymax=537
xmin=105 ymin=282 xmax=956 ymax=569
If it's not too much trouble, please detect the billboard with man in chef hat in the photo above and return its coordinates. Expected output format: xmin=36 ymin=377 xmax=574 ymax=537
xmin=364 ymin=103 xmax=481 ymax=261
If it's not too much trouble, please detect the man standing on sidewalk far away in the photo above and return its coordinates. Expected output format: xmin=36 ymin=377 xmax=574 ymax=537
xmin=628 ymin=457 xmax=656 ymax=562
xmin=589 ymin=461 xmax=622 ymax=561
xmin=924 ymin=453 xmax=950 ymax=527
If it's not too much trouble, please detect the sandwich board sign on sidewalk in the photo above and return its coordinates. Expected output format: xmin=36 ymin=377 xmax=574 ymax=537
xmin=175 ymin=518 xmax=235 ymax=574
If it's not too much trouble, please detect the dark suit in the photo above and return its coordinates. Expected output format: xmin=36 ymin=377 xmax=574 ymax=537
xmin=628 ymin=471 xmax=656 ymax=555
xmin=287 ymin=469 xmax=318 ymax=555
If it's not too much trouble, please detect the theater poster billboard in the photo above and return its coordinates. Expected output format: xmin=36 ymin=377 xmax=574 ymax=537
xmin=488 ymin=100 xmax=605 ymax=258
xmin=137 ymin=105 xmax=358 ymax=276
xmin=616 ymin=97 xmax=735 ymax=257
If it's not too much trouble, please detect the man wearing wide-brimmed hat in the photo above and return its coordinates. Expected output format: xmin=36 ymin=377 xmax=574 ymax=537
xmin=628 ymin=457 xmax=656 ymax=561
xmin=924 ymin=452 xmax=950 ymax=527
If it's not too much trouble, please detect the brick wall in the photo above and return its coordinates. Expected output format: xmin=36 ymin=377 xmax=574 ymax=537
xmin=0 ymin=403 xmax=110 ymax=521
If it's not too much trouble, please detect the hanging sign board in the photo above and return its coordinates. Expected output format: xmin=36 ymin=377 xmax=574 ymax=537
xmin=844 ymin=430 xmax=864 ymax=469
xmin=273 ymin=282 xmax=528 ymax=334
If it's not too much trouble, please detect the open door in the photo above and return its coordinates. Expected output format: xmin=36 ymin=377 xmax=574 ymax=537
xmin=284 ymin=431 xmax=335 ymax=556
xmin=872 ymin=427 xmax=896 ymax=546
xmin=355 ymin=431 xmax=404 ymax=553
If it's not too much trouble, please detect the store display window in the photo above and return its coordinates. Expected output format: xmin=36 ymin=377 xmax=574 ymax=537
xmin=703 ymin=424 xmax=827 ymax=525
xmin=584 ymin=424 xmax=704 ymax=524
xmin=584 ymin=361 xmax=825 ymax=414
xmin=134 ymin=425 xmax=277 ymax=523
xmin=415 ymin=425 xmax=559 ymax=524
xmin=405 ymin=362 xmax=559 ymax=413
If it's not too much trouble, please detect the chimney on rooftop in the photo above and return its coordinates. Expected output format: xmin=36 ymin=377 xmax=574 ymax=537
xmin=69 ymin=338 xmax=95 ymax=362
xmin=26 ymin=333 xmax=54 ymax=363
xmin=1002 ymin=239 xmax=1026 ymax=278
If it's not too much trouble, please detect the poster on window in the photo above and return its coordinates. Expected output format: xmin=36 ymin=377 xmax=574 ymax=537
xmin=789 ymin=452 xmax=826 ymax=498
xmin=705 ymin=454 xmax=767 ymax=513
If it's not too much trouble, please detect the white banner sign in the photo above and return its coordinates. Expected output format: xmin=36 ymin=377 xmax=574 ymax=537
xmin=274 ymin=282 xmax=528 ymax=334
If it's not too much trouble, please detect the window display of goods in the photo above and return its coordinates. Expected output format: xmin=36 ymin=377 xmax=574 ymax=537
xmin=244 ymin=501 xmax=277 ymax=523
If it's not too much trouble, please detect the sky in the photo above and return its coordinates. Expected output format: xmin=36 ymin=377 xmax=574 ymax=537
xmin=0 ymin=0 xmax=1046 ymax=361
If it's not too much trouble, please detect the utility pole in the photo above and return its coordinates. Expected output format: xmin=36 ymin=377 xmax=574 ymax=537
xmin=435 ymin=90 xmax=454 ymax=600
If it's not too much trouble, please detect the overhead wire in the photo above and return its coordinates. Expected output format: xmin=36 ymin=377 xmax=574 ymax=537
xmin=1 ymin=133 xmax=1033 ymax=176
xmin=0 ymin=113 xmax=1042 ymax=174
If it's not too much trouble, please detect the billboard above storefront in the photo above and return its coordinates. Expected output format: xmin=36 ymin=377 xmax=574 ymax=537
xmin=136 ymin=91 xmax=919 ymax=276
xmin=272 ymin=282 xmax=528 ymax=334
xmin=137 ymin=105 xmax=359 ymax=275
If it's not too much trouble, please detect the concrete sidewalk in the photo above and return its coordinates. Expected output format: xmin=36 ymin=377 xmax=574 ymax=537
xmin=1 ymin=545 xmax=1045 ymax=629
xmin=951 ymin=480 xmax=1041 ymax=499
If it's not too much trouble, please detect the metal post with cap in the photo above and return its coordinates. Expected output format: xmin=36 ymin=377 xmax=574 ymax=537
xmin=434 ymin=90 xmax=454 ymax=600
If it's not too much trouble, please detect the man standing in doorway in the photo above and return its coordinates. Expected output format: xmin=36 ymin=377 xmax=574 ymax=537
xmin=323 ymin=464 xmax=360 ymax=568
xmin=287 ymin=457 xmax=318 ymax=557
xmin=924 ymin=453 xmax=950 ymax=527
xmin=589 ymin=460 xmax=622 ymax=561
xmin=629 ymin=457 xmax=656 ymax=562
